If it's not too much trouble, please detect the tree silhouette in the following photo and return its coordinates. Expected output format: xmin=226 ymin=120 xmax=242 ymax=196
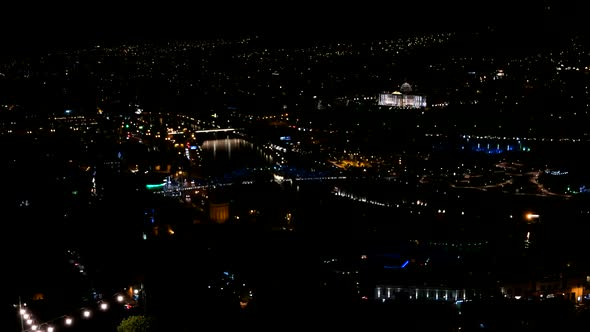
xmin=117 ymin=315 xmax=156 ymax=332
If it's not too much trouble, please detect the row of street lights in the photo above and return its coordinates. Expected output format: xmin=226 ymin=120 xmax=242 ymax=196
xmin=15 ymin=291 xmax=136 ymax=332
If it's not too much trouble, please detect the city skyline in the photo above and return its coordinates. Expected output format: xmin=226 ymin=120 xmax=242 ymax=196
xmin=3 ymin=13 xmax=590 ymax=331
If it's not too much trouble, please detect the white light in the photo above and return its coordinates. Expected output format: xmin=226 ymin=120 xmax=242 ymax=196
xmin=100 ymin=303 xmax=108 ymax=310
xmin=32 ymin=325 xmax=38 ymax=330
xmin=65 ymin=317 xmax=73 ymax=325
xmin=83 ymin=310 xmax=91 ymax=318
xmin=47 ymin=326 xmax=54 ymax=332
xmin=27 ymin=319 xmax=33 ymax=325
xmin=117 ymin=295 xmax=124 ymax=302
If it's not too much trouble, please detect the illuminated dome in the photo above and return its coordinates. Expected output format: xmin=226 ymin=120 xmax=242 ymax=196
xmin=400 ymin=82 xmax=412 ymax=94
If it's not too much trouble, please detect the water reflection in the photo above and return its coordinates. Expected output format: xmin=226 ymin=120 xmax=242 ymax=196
xmin=202 ymin=138 xmax=254 ymax=160
xmin=200 ymin=138 xmax=273 ymax=177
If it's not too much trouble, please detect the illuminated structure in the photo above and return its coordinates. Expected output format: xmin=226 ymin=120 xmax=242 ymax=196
xmin=374 ymin=285 xmax=476 ymax=302
xmin=209 ymin=202 xmax=229 ymax=224
xmin=378 ymin=82 xmax=426 ymax=109
xmin=15 ymin=288 xmax=139 ymax=332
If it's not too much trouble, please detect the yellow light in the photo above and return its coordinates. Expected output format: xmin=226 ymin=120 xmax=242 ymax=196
xmin=526 ymin=213 xmax=539 ymax=220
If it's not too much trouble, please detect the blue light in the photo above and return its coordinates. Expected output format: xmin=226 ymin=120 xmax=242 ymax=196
xmin=401 ymin=260 xmax=409 ymax=268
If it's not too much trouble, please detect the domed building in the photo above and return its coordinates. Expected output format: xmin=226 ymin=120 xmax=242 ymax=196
xmin=378 ymin=82 xmax=426 ymax=109
xmin=400 ymin=82 xmax=412 ymax=94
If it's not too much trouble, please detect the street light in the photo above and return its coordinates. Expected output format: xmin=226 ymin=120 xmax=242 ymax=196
xmin=99 ymin=302 xmax=108 ymax=311
xmin=524 ymin=213 xmax=540 ymax=249
xmin=82 ymin=309 xmax=91 ymax=318
xmin=15 ymin=297 xmax=26 ymax=332
xmin=35 ymin=324 xmax=54 ymax=332
xmin=525 ymin=213 xmax=540 ymax=223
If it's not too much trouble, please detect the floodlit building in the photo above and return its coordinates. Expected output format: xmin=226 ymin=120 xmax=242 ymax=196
xmin=378 ymin=82 xmax=427 ymax=109
xmin=209 ymin=202 xmax=230 ymax=224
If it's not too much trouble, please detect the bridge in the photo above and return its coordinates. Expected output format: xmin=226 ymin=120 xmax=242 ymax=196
xmin=152 ymin=174 xmax=347 ymax=196
xmin=193 ymin=128 xmax=236 ymax=133
xmin=168 ymin=128 xmax=237 ymax=135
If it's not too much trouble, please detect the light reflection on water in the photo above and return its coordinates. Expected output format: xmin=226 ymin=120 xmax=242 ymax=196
xmin=202 ymin=138 xmax=254 ymax=160
xmin=200 ymin=138 xmax=273 ymax=176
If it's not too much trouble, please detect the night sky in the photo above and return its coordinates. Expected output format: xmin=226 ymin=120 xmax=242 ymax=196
xmin=0 ymin=0 xmax=583 ymax=54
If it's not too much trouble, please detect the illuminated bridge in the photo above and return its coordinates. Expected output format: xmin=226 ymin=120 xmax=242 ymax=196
xmin=194 ymin=128 xmax=236 ymax=133
xmin=149 ymin=174 xmax=348 ymax=196
xmin=167 ymin=128 xmax=237 ymax=135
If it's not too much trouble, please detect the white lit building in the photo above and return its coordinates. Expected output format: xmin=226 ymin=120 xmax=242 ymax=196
xmin=378 ymin=82 xmax=427 ymax=109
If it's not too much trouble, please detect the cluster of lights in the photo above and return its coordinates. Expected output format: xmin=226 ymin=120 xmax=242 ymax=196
xmin=17 ymin=292 xmax=133 ymax=332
